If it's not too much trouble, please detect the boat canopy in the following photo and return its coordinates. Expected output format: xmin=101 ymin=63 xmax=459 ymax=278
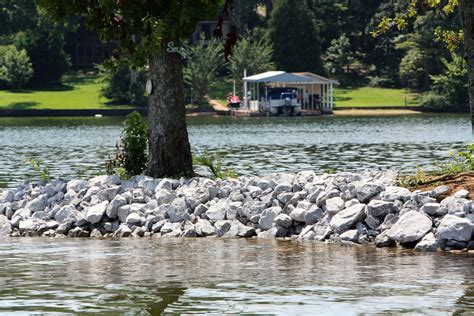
xmin=243 ymin=71 xmax=314 ymax=83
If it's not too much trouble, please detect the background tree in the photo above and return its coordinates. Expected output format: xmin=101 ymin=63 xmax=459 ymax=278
xmin=0 ymin=0 xmax=70 ymax=84
xmin=0 ymin=45 xmax=34 ymax=90
xmin=325 ymin=34 xmax=354 ymax=82
xmin=100 ymin=63 xmax=147 ymax=107
xmin=228 ymin=29 xmax=275 ymax=88
xmin=37 ymin=0 xmax=225 ymax=178
xmin=184 ymin=35 xmax=225 ymax=106
xmin=372 ymin=0 xmax=474 ymax=123
xmin=431 ymin=52 xmax=469 ymax=109
xmin=269 ymin=0 xmax=324 ymax=73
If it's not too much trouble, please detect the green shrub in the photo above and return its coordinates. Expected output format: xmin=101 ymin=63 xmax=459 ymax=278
xmin=100 ymin=63 xmax=147 ymax=107
xmin=418 ymin=92 xmax=449 ymax=111
xmin=106 ymin=111 xmax=148 ymax=178
xmin=193 ymin=148 xmax=237 ymax=179
xmin=0 ymin=45 xmax=33 ymax=90
xmin=367 ymin=75 xmax=396 ymax=88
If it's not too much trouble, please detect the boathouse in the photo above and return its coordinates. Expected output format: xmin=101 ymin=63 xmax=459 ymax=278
xmin=242 ymin=71 xmax=338 ymax=114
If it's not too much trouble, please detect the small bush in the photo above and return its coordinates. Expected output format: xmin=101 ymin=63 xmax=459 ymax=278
xmin=106 ymin=111 xmax=148 ymax=178
xmin=100 ymin=63 xmax=147 ymax=107
xmin=418 ymin=92 xmax=449 ymax=111
xmin=367 ymin=75 xmax=396 ymax=88
xmin=193 ymin=148 xmax=237 ymax=179
xmin=0 ymin=45 xmax=34 ymax=90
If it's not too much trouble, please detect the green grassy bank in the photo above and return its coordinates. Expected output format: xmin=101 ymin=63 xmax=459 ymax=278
xmin=334 ymin=87 xmax=419 ymax=108
xmin=0 ymin=73 xmax=420 ymax=110
xmin=0 ymin=73 xmax=131 ymax=110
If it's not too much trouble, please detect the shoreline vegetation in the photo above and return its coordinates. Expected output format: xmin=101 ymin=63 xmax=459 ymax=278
xmin=0 ymin=72 xmax=451 ymax=115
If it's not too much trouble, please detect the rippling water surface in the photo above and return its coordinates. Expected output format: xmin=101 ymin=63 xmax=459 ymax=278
xmin=0 ymin=114 xmax=471 ymax=187
xmin=1 ymin=114 xmax=474 ymax=314
xmin=0 ymin=238 xmax=473 ymax=314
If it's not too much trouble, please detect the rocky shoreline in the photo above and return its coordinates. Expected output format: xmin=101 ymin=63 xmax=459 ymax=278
xmin=0 ymin=171 xmax=472 ymax=252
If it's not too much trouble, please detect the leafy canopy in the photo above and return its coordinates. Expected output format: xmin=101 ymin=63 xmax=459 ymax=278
xmin=371 ymin=0 xmax=461 ymax=51
xmin=228 ymin=29 xmax=275 ymax=88
xmin=184 ymin=34 xmax=225 ymax=105
xmin=36 ymin=0 xmax=224 ymax=65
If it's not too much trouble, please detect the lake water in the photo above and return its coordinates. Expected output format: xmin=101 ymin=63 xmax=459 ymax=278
xmin=1 ymin=114 xmax=474 ymax=314
xmin=0 ymin=113 xmax=472 ymax=188
xmin=0 ymin=238 xmax=473 ymax=315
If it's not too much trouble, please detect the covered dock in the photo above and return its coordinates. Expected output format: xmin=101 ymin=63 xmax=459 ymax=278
xmin=242 ymin=71 xmax=338 ymax=115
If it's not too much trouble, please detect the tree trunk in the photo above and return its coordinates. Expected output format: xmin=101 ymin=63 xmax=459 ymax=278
xmin=459 ymin=0 xmax=474 ymax=125
xmin=147 ymin=46 xmax=194 ymax=178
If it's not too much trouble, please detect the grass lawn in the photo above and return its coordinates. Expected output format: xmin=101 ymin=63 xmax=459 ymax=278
xmin=334 ymin=87 xmax=420 ymax=108
xmin=0 ymin=73 xmax=132 ymax=110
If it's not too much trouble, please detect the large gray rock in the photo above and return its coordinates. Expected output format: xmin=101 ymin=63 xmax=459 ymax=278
xmin=240 ymin=200 xmax=270 ymax=219
xmin=125 ymin=213 xmax=142 ymax=226
xmin=195 ymin=219 xmax=215 ymax=237
xmin=440 ymin=196 xmax=470 ymax=216
xmin=113 ymin=224 xmax=132 ymax=237
xmin=420 ymin=202 xmax=446 ymax=217
xmin=355 ymin=183 xmax=383 ymax=203
xmin=325 ymin=197 xmax=345 ymax=214
xmin=0 ymin=215 xmax=12 ymax=237
xmin=214 ymin=220 xmax=231 ymax=237
xmin=66 ymin=179 xmax=89 ymax=193
xmin=86 ymin=201 xmax=108 ymax=224
xmin=27 ymin=194 xmax=48 ymax=213
xmin=289 ymin=208 xmax=306 ymax=222
xmin=1 ymin=190 xmax=14 ymax=203
xmin=340 ymin=229 xmax=359 ymax=242
xmin=19 ymin=219 xmax=39 ymax=232
xmin=155 ymin=190 xmax=176 ymax=205
xmin=375 ymin=230 xmax=395 ymax=248
xmin=274 ymin=213 xmax=292 ymax=228
xmin=257 ymin=226 xmax=286 ymax=238
xmin=330 ymin=203 xmax=366 ymax=234
xmin=167 ymin=198 xmax=190 ymax=223
xmin=415 ymin=233 xmax=439 ymax=252
xmin=179 ymin=186 xmax=210 ymax=210
xmin=382 ymin=186 xmax=411 ymax=201
xmin=106 ymin=195 xmax=127 ymax=219
xmin=98 ymin=186 xmax=120 ymax=201
xmin=304 ymin=206 xmax=323 ymax=225
xmin=161 ymin=222 xmax=182 ymax=234
xmin=366 ymin=200 xmax=394 ymax=217
xmin=430 ymin=185 xmax=449 ymax=198
xmin=54 ymin=205 xmax=76 ymax=223
xmin=313 ymin=222 xmax=332 ymax=241
xmin=436 ymin=214 xmax=473 ymax=242
xmin=223 ymin=220 xmax=255 ymax=238
xmin=454 ymin=189 xmax=469 ymax=199
xmin=386 ymin=210 xmax=432 ymax=243
xmin=258 ymin=206 xmax=281 ymax=230
xmin=206 ymin=201 xmax=229 ymax=222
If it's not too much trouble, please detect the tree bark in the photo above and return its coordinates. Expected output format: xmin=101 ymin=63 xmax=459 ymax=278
xmin=147 ymin=46 xmax=194 ymax=178
xmin=459 ymin=0 xmax=474 ymax=126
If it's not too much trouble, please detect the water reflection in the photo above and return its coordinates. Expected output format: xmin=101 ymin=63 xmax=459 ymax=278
xmin=0 ymin=238 xmax=473 ymax=314
xmin=0 ymin=114 xmax=471 ymax=187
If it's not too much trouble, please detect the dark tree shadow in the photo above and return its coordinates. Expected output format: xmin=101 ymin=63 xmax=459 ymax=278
xmin=6 ymin=101 xmax=40 ymax=109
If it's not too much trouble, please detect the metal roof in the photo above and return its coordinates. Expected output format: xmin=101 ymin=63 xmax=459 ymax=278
xmin=243 ymin=71 xmax=314 ymax=83
xmin=293 ymin=72 xmax=339 ymax=85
